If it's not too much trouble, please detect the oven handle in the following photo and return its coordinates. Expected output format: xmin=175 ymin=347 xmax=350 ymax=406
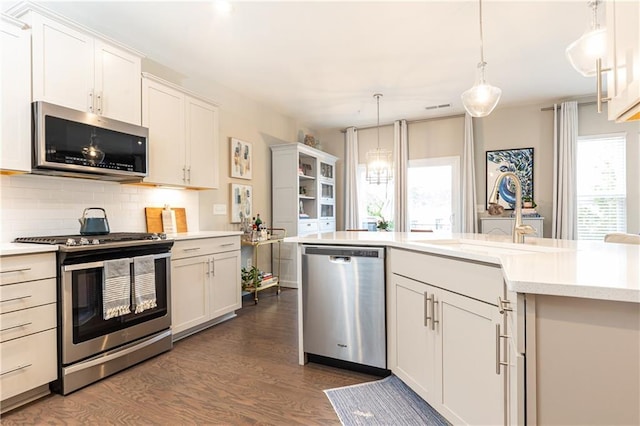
xmin=63 ymin=252 xmax=171 ymax=272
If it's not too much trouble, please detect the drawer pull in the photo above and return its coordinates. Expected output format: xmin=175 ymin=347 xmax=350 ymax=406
xmin=0 ymin=321 xmax=32 ymax=332
xmin=220 ymin=243 xmax=235 ymax=247
xmin=0 ymin=267 xmax=32 ymax=274
xmin=183 ymin=247 xmax=201 ymax=252
xmin=0 ymin=295 xmax=32 ymax=303
xmin=1 ymin=363 xmax=32 ymax=376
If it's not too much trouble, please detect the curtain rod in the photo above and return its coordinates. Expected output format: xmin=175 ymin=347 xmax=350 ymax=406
xmin=341 ymin=113 xmax=465 ymax=133
xmin=540 ymin=100 xmax=596 ymax=111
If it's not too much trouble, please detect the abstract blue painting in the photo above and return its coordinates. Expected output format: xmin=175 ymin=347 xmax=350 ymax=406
xmin=486 ymin=148 xmax=534 ymax=210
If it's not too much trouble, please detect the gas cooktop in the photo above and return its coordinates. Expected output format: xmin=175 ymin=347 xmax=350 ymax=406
xmin=14 ymin=232 xmax=168 ymax=248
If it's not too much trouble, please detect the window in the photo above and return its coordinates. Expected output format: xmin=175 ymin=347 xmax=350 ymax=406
xmin=408 ymin=157 xmax=460 ymax=232
xmin=357 ymin=165 xmax=394 ymax=230
xmin=576 ymin=134 xmax=627 ymax=240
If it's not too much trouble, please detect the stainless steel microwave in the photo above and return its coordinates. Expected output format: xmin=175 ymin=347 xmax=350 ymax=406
xmin=32 ymin=101 xmax=149 ymax=182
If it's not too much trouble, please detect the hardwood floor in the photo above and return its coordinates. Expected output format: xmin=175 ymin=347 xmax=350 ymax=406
xmin=1 ymin=289 xmax=377 ymax=425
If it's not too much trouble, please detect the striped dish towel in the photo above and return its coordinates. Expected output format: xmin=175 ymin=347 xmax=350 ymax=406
xmin=103 ymin=258 xmax=132 ymax=319
xmin=133 ymin=255 xmax=157 ymax=314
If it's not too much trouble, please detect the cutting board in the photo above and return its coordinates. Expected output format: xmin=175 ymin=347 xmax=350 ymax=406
xmin=145 ymin=207 xmax=188 ymax=233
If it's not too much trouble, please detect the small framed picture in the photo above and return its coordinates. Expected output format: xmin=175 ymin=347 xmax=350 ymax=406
xmin=230 ymin=138 xmax=252 ymax=180
xmin=231 ymin=183 xmax=252 ymax=223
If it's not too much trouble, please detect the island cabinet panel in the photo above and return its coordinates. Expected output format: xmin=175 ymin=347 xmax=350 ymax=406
xmin=526 ymin=294 xmax=640 ymax=425
xmin=388 ymin=248 xmax=513 ymax=425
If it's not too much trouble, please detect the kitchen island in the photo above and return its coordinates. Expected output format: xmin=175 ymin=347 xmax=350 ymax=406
xmin=287 ymin=231 xmax=640 ymax=425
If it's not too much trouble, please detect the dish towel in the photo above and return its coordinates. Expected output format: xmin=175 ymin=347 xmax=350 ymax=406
xmin=103 ymin=258 xmax=132 ymax=320
xmin=133 ymin=255 xmax=157 ymax=314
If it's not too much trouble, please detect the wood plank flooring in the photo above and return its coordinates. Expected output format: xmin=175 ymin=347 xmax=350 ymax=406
xmin=1 ymin=289 xmax=377 ymax=425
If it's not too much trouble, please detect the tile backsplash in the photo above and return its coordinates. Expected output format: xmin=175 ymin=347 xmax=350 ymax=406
xmin=0 ymin=174 xmax=199 ymax=242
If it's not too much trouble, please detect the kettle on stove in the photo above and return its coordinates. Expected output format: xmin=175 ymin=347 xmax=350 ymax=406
xmin=79 ymin=207 xmax=110 ymax=235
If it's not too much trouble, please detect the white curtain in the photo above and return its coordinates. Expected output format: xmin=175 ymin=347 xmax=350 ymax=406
xmin=461 ymin=114 xmax=477 ymax=233
xmin=393 ymin=120 xmax=408 ymax=231
xmin=552 ymin=101 xmax=578 ymax=239
xmin=344 ymin=127 xmax=360 ymax=230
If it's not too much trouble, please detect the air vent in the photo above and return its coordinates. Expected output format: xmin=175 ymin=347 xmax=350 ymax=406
xmin=425 ymin=103 xmax=452 ymax=111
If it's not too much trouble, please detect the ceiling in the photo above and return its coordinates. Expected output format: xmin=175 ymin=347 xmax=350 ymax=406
xmin=23 ymin=1 xmax=599 ymax=130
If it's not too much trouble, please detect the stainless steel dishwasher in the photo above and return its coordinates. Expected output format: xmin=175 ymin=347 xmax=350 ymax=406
xmin=301 ymin=245 xmax=386 ymax=369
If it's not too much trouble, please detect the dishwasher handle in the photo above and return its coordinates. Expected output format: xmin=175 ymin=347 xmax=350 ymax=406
xmin=329 ymin=256 xmax=351 ymax=263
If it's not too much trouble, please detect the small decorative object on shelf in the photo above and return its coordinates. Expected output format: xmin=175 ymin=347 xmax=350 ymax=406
xmin=304 ymin=134 xmax=318 ymax=148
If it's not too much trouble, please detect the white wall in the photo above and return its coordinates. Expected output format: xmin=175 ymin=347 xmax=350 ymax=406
xmin=0 ymin=174 xmax=198 ymax=242
xmin=322 ymin=101 xmax=640 ymax=236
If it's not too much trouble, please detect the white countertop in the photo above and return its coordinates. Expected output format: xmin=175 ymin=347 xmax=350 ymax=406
xmin=0 ymin=243 xmax=58 ymax=256
xmin=0 ymin=231 xmax=242 ymax=255
xmin=286 ymin=231 xmax=640 ymax=303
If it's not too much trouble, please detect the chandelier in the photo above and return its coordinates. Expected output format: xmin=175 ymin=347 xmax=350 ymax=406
xmin=365 ymin=93 xmax=393 ymax=185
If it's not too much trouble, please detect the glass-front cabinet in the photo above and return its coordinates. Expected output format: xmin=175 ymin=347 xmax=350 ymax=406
xmin=271 ymin=143 xmax=338 ymax=288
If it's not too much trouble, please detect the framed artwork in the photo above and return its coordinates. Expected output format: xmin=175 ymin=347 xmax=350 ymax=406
xmin=230 ymin=138 xmax=252 ymax=179
xmin=230 ymin=183 xmax=252 ymax=223
xmin=486 ymin=148 xmax=534 ymax=210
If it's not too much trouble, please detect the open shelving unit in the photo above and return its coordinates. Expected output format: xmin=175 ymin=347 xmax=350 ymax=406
xmin=240 ymin=228 xmax=286 ymax=304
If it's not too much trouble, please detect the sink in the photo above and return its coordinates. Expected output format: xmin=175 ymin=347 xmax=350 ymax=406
xmin=417 ymin=239 xmax=565 ymax=257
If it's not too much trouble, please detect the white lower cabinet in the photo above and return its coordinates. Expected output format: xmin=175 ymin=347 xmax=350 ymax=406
xmin=0 ymin=252 xmax=57 ymax=413
xmin=389 ymin=248 xmax=516 ymax=425
xmin=171 ymin=236 xmax=240 ymax=340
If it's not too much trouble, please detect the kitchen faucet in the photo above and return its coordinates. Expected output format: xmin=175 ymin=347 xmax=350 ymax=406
xmin=488 ymin=171 xmax=535 ymax=243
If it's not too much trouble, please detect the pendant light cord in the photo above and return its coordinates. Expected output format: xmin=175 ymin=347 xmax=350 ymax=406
xmin=374 ymin=93 xmax=382 ymax=149
xmin=589 ymin=0 xmax=601 ymax=30
xmin=478 ymin=0 xmax=486 ymax=68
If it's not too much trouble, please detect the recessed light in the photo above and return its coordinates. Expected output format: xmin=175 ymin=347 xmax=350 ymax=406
xmin=214 ymin=0 xmax=233 ymax=15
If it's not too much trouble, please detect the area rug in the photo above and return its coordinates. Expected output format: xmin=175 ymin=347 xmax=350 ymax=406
xmin=324 ymin=374 xmax=450 ymax=425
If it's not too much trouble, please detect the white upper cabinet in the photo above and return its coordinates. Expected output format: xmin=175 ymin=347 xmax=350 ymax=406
xmin=606 ymin=0 xmax=640 ymax=122
xmin=28 ymin=12 xmax=141 ymax=125
xmin=185 ymin=96 xmax=219 ymax=189
xmin=142 ymin=74 xmax=219 ymax=189
xmin=0 ymin=15 xmax=31 ymax=172
xmin=142 ymin=77 xmax=186 ymax=186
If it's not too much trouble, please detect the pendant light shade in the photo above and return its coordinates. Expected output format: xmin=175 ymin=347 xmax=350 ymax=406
xmin=461 ymin=0 xmax=501 ymax=118
xmin=366 ymin=94 xmax=393 ymax=185
xmin=566 ymin=1 xmax=606 ymax=77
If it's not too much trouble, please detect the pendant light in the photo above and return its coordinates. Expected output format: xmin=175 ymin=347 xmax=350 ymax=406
xmin=365 ymin=93 xmax=393 ymax=185
xmin=566 ymin=0 xmax=606 ymax=77
xmin=461 ymin=0 xmax=502 ymax=118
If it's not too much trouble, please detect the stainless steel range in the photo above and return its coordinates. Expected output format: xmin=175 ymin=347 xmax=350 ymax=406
xmin=14 ymin=232 xmax=173 ymax=395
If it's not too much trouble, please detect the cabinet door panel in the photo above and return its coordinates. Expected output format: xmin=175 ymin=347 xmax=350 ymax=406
xmin=0 ymin=329 xmax=57 ymax=401
xmin=171 ymin=256 xmax=209 ymax=335
xmin=94 ymin=40 xmax=141 ymax=124
xmin=185 ymin=96 xmax=218 ymax=188
xmin=31 ymin=13 xmax=93 ymax=111
xmin=210 ymin=251 xmax=241 ymax=319
xmin=393 ymin=276 xmax=437 ymax=403
xmin=1 ymin=18 xmax=31 ymax=172
xmin=142 ymin=79 xmax=185 ymax=186
xmin=438 ymin=291 xmax=503 ymax=425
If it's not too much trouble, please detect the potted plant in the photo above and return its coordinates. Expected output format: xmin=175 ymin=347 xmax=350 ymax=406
xmin=241 ymin=266 xmax=262 ymax=290
xmin=376 ymin=217 xmax=390 ymax=231
xmin=522 ymin=196 xmax=536 ymax=208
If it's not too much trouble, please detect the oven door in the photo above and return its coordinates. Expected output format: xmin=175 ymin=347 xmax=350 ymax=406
xmin=61 ymin=252 xmax=171 ymax=365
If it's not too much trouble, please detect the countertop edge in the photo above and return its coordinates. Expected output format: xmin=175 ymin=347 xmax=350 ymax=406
xmin=286 ymin=232 xmax=640 ymax=304
xmin=0 ymin=243 xmax=59 ymax=256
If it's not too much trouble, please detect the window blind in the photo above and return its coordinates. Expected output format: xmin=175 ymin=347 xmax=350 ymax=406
xmin=576 ymin=135 xmax=627 ymax=240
